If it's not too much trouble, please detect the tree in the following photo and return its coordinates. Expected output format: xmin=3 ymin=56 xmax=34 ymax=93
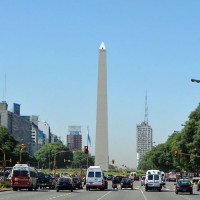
xmin=34 ymin=142 xmax=72 ymax=169
xmin=72 ymin=150 xmax=94 ymax=168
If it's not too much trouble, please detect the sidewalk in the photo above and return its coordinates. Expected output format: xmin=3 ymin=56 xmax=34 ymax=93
xmin=0 ymin=188 xmax=12 ymax=192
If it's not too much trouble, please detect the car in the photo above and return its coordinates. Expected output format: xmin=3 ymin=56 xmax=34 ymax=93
xmin=175 ymin=179 xmax=193 ymax=194
xmin=11 ymin=164 xmax=38 ymax=191
xmin=72 ymin=177 xmax=83 ymax=189
xmin=120 ymin=178 xmax=133 ymax=190
xmin=56 ymin=177 xmax=74 ymax=192
xmin=37 ymin=173 xmax=56 ymax=189
xmin=107 ymin=174 xmax=113 ymax=180
xmin=141 ymin=176 xmax=146 ymax=186
xmin=129 ymin=172 xmax=139 ymax=181
xmin=86 ymin=166 xmax=106 ymax=191
xmin=145 ymin=174 xmax=162 ymax=192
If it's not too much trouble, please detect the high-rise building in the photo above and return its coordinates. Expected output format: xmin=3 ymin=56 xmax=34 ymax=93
xmin=38 ymin=121 xmax=51 ymax=144
xmin=0 ymin=101 xmax=32 ymax=153
xmin=136 ymin=93 xmax=153 ymax=168
xmin=136 ymin=122 xmax=153 ymax=168
xmin=95 ymin=42 xmax=109 ymax=171
xmin=67 ymin=126 xmax=82 ymax=150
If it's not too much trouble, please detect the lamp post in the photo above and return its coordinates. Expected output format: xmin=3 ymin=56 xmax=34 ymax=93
xmin=20 ymin=144 xmax=25 ymax=163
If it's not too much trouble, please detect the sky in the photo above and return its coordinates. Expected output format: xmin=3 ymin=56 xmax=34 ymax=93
xmin=0 ymin=0 xmax=200 ymax=169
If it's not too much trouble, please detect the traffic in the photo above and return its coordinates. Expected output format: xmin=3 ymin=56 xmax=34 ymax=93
xmin=2 ymin=164 xmax=198 ymax=197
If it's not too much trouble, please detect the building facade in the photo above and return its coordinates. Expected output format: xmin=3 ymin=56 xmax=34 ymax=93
xmin=66 ymin=126 xmax=82 ymax=150
xmin=136 ymin=121 xmax=153 ymax=168
xmin=0 ymin=101 xmax=32 ymax=153
xmin=38 ymin=121 xmax=51 ymax=144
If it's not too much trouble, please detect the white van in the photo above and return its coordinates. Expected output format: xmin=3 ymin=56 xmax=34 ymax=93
xmin=86 ymin=166 xmax=106 ymax=191
xmin=145 ymin=170 xmax=162 ymax=192
xmin=11 ymin=164 xmax=37 ymax=191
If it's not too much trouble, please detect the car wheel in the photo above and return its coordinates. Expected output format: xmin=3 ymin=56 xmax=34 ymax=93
xmin=190 ymin=191 xmax=193 ymax=194
xmin=121 ymin=187 xmax=122 ymax=190
xmin=131 ymin=187 xmax=133 ymax=190
xmin=13 ymin=188 xmax=18 ymax=191
xmin=57 ymin=189 xmax=59 ymax=192
xmin=145 ymin=187 xmax=148 ymax=191
xmin=71 ymin=189 xmax=73 ymax=192
xmin=159 ymin=189 xmax=161 ymax=192
xmin=175 ymin=190 xmax=178 ymax=194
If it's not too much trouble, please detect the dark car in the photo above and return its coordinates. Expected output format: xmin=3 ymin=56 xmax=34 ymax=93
xmin=56 ymin=177 xmax=74 ymax=192
xmin=120 ymin=178 xmax=133 ymax=190
xmin=175 ymin=179 xmax=193 ymax=194
xmin=37 ymin=173 xmax=56 ymax=189
xmin=107 ymin=174 xmax=113 ymax=180
xmin=72 ymin=177 xmax=83 ymax=189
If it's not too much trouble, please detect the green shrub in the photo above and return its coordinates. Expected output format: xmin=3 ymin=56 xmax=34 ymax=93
xmin=0 ymin=181 xmax=11 ymax=188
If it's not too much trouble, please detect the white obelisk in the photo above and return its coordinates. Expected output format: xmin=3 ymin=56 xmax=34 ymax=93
xmin=95 ymin=42 xmax=109 ymax=171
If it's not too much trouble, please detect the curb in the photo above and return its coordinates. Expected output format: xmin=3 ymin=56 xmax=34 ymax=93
xmin=0 ymin=188 xmax=12 ymax=192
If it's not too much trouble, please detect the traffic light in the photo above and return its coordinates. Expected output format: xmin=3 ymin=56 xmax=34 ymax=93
xmin=10 ymin=158 xmax=12 ymax=163
xmin=84 ymin=146 xmax=88 ymax=154
xmin=112 ymin=160 xmax=115 ymax=164
xmin=174 ymin=150 xmax=178 ymax=157
xmin=64 ymin=158 xmax=66 ymax=163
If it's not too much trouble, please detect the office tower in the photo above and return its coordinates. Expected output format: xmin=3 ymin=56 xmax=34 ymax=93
xmin=95 ymin=42 xmax=109 ymax=171
xmin=136 ymin=94 xmax=153 ymax=168
xmin=67 ymin=126 xmax=82 ymax=150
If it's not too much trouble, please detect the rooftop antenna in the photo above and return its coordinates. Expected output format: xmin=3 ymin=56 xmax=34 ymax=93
xmin=144 ymin=90 xmax=148 ymax=124
xmin=2 ymin=74 xmax=6 ymax=101
xmin=5 ymin=73 xmax=6 ymax=101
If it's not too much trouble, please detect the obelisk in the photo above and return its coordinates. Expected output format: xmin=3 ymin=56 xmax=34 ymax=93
xmin=95 ymin=42 xmax=108 ymax=171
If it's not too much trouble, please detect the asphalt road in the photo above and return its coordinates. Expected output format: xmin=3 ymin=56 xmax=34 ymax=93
xmin=0 ymin=181 xmax=199 ymax=200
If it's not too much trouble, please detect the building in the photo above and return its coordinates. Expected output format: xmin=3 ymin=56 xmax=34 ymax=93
xmin=95 ymin=42 xmax=109 ymax=171
xmin=38 ymin=121 xmax=51 ymax=144
xmin=0 ymin=101 xmax=32 ymax=153
xmin=67 ymin=126 xmax=82 ymax=150
xmin=136 ymin=122 xmax=153 ymax=168
xmin=51 ymin=133 xmax=62 ymax=143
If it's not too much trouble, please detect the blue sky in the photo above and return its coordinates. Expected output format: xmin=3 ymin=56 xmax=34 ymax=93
xmin=0 ymin=0 xmax=200 ymax=168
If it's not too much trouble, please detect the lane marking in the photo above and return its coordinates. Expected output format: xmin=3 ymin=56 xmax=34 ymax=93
xmin=140 ymin=189 xmax=148 ymax=200
xmin=97 ymin=191 xmax=112 ymax=200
